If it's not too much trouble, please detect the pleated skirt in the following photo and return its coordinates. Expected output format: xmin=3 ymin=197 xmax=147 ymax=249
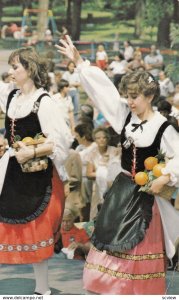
xmin=0 ymin=168 xmax=65 ymax=264
xmin=83 ymin=201 xmax=166 ymax=295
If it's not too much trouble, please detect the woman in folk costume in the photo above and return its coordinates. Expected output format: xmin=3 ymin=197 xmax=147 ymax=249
xmin=0 ymin=47 xmax=73 ymax=295
xmin=56 ymin=36 xmax=179 ymax=295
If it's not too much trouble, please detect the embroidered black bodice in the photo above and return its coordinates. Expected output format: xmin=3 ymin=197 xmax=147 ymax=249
xmin=121 ymin=113 xmax=170 ymax=174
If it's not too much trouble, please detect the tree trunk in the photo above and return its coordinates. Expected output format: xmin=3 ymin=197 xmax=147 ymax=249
xmin=66 ymin=0 xmax=72 ymax=34
xmin=157 ymin=15 xmax=171 ymax=47
xmin=71 ymin=0 xmax=82 ymax=41
xmin=134 ymin=0 xmax=145 ymax=38
xmin=173 ymin=0 xmax=179 ymax=23
xmin=22 ymin=0 xmax=32 ymax=10
xmin=37 ymin=0 xmax=49 ymax=41
xmin=0 ymin=1 xmax=3 ymax=28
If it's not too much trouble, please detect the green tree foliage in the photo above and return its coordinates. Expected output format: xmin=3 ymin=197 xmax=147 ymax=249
xmin=144 ymin=0 xmax=173 ymax=28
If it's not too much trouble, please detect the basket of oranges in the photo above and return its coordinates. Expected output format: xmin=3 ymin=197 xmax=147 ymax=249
xmin=134 ymin=152 xmax=176 ymax=201
xmin=13 ymin=134 xmax=48 ymax=173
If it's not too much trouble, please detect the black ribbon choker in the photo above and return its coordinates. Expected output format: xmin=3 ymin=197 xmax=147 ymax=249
xmin=131 ymin=120 xmax=148 ymax=132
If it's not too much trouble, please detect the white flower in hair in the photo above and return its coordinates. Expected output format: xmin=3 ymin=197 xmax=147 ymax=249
xmin=148 ymin=76 xmax=154 ymax=83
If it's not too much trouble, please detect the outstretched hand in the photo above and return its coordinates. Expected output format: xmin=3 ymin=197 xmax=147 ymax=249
xmin=55 ymin=35 xmax=83 ymax=65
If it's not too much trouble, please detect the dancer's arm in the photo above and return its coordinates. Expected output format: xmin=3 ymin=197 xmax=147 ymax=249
xmin=55 ymin=36 xmax=129 ymax=134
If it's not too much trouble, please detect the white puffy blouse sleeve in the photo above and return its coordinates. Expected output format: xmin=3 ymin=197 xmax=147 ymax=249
xmin=161 ymin=125 xmax=179 ymax=187
xmin=77 ymin=61 xmax=130 ymax=134
xmin=0 ymin=82 xmax=15 ymax=113
xmin=38 ymin=96 xmax=74 ymax=175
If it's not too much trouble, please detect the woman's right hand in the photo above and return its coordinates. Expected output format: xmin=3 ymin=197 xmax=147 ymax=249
xmin=55 ymin=35 xmax=84 ymax=66
xmin=15 ymin=142 xmax=34 ymax=164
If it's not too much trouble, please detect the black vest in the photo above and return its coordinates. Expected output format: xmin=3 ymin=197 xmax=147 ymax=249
xmin=121 ymin=112 xmax=170 ymax=173
xmin=0 ymin=89 xmax=53 ymax=224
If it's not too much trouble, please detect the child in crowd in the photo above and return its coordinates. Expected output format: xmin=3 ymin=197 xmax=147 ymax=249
xmin=52 ymin=79 xmax=75 ymax=132
xmin=58 ymin=207 xmax=91 ymax=260
xmin=96 ymin=44 xmax=108 ymax=70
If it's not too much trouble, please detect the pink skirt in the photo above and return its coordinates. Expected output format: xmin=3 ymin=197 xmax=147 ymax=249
xmin=83 ymin=201 xmax=166 ymax=295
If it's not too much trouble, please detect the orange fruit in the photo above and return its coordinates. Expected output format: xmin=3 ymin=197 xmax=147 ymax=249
xmin=144 ymin=156 xmax=158 ymax=170
xmin=134 ymin=172 xmax=149 ymax=186
xmin=152 ymin=163 xmax=166 ymax=177
xmin=22 ymin=137 xmax=34 ymax=144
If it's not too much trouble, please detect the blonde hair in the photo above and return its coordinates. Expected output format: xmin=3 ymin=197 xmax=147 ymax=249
xmin=63 ymin=204 xmax=79 ymax=220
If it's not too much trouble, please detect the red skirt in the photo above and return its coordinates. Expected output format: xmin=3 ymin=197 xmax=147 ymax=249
xmin=83 ymin=201 xmax=166 ymax=295
xmin=96 ymin=60 xmax=107 ymax=70
xmin=0 ymin=168 xmax=65 ymax=264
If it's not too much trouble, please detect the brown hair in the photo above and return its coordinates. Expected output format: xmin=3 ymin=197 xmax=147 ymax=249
xmin=8 ymin=47 xmax=51 ymax=91
xmin=119 ymin=70 xmax=160 ymax=103
xmin=92 ymin=126 xmax=110 ymax=142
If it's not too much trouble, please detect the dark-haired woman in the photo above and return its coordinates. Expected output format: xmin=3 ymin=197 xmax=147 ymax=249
xmin=0 ymin=47 xmax=73 ymax=295
xmin=56 ymin=36 xmax=179 ymax=295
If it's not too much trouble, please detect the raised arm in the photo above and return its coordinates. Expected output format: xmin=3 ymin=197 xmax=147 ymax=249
xmin=55 ymin=36 xmax=129 ymax=134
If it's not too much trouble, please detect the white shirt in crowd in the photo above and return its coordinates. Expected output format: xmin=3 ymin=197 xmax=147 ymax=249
xmin=52 ymin=93 xmax=74 ymax=125
xmin=159 ymin=78 xmax=175 ymax=97
xmin=124 ymin=46 xmax=134 ymax=61
xmin=144 ymin=53 xmax=163 ymax=77
xmin=62 ymin=70 xmax=80 ymax=91
xmin=96 ymin=51 xmax=108 ymax=61
xmin=109 ymin=60 xmax=127 ymax=75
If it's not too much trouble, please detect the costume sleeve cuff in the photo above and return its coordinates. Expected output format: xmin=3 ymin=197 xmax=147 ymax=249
xmin=76 ymin=60 xmax=91 ymax=72
xmin=162 ymin=168 xmax=178 ymax=187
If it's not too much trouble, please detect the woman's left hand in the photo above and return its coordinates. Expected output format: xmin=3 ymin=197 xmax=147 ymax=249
xmin=15 ymin=141 xmax=34 ymax=164
xmin=149 ymin=174 xmax=170 ymax=195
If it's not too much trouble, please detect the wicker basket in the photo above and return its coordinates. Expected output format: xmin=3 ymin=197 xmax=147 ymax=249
xmin=13 ymin=139 xmax=48 ymax=173
xmin=157 ymin=185 xmax=176 ymax=201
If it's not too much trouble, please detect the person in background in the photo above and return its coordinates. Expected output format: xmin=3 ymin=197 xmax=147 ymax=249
xmin=1 ymin=72 xmax=12 ymax=83
xmin=27 ymin=30 xmax=39 ymax=46
xmin=47 ymin=60 xmax=56 ymax=95
xmin=54 ymin=71 xmax=62 ymax=91
xmin=171 ymin=82 xmax=179 ymax=125
xmin=77 ymin=103 xmax=95 ymax=129
xmin=123 ymin=40 xmax=134 ymax=62
xmin=158 ymin=70 xmax=175 ymax=98
xmin=96 ymin=44 xmax=108 ymax=71
xmin=113 ymin=32 xmax=120 ymax=51
xmin=60 ymin=207 xmax=91 ymax=260
xmin=60 ymin=26 xmax=69 ymax=39
xmin=75 ymin=123 xmax=96 ymax=221
xmin=108 ymin=52 xmax=127 ymax=89
xmin=0 ymin=134 xmax=7 ymax=157
xmin=157 ymin=100 xmax=179 ymax=131
xmin=52 ymin=79 xmax=75 ymax=132
xmin=64 ymin=148 xmax=83 ymax=221
xmin=144 ymin=45 xmax=164 ymax=79
xmin=125 ymin=50 xmax=145 ymax=72
xmin=62 ymin=61 xmax=80 ymax=122
xmin=45 ymin=29 xmax=53 ymax=46
xmin=86 ymin=127 xmax=118 ymax=220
